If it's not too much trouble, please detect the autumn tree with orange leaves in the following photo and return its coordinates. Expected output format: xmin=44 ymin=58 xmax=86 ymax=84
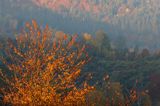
xmin=0 ymin=20 xmax=94 ymax=105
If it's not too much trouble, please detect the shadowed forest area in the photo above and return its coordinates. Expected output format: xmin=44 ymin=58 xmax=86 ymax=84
xmin=1 ymin=0 xmax=160 ymax=106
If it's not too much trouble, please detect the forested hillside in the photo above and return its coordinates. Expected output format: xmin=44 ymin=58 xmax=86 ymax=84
xmin=1 ymin=0 xmax=160 ymax=49
xmin=1 ymin=0 xmax=160 ymax=105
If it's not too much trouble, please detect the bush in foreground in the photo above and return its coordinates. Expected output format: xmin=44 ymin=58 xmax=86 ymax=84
xmin=0 ymin=20 xmax=93 ymax=105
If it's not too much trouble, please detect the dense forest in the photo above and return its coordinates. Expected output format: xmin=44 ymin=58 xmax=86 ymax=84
xmin=0 ymin=21 xmax=160 ymax=105
xmin=0 ymin=0 xmax=160 ymax=106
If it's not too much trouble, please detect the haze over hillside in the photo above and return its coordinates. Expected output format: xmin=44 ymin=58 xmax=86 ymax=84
xmin=1 ymin=0 xmax=160 ymax=50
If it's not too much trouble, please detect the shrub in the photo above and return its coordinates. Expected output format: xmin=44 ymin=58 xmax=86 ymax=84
xmin=0 ymin=20 xmax=93 ymax=105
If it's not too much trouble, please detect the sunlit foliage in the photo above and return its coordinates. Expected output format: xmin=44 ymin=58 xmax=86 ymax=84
xmin=0 ymin=20 xmax=94 ymax=105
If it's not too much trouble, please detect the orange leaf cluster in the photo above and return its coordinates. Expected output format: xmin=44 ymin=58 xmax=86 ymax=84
xmin=0 ymin=20 xmax=94 ymax=105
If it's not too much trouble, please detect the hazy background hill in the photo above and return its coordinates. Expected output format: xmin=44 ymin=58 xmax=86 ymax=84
xmin=1 ymin=0 xmax=160 ymax=50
